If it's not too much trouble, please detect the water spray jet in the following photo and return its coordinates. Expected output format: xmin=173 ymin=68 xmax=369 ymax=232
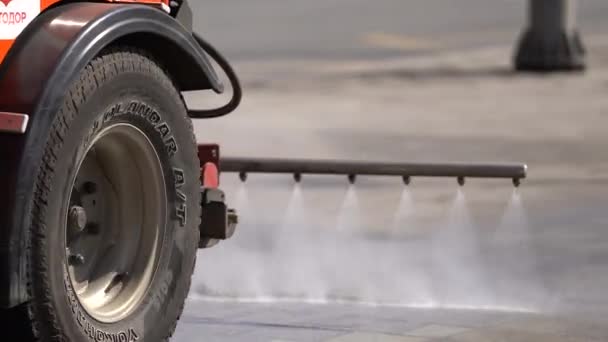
xmin=193 ymin=148 xmax=533 ymax=310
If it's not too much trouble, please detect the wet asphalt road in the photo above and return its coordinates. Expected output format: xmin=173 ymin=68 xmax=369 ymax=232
xmin=173 ymin=2 xmax=608 ymax=341
xmin=173 ymin=18 xmax=608 ymax=339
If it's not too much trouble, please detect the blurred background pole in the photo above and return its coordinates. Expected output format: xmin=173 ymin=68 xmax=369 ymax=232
xmin=515 ymin=0 xmax=586 ymax=71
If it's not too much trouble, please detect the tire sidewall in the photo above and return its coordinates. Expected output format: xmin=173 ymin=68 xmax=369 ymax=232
xmin=38 ymin=68 xmax=200 ymax=341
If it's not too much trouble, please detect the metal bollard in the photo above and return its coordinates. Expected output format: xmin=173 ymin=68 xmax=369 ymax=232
xmin=514 ymin=0 xmax=586 ymax=71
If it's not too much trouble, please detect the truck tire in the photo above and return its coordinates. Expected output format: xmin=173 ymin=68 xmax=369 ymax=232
xmin=22 ymin=47 xmax=201 ymax=341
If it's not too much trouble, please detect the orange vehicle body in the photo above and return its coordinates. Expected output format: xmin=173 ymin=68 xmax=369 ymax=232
xmin=0 ymin=0 xmax=169 ymax=63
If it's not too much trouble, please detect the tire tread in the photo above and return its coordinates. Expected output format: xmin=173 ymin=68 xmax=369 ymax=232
xmin=21 ymin=46 xmax=198 ymax=342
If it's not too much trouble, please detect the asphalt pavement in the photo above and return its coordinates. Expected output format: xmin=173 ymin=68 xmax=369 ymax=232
xmin=175 ymin=3 xmax=608 ymax=339
xmin=191 ymin=0 xmax=608 ymax=61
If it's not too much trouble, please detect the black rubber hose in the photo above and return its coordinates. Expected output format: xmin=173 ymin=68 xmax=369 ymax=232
xmin=188 ymin=32 xmax=242 ymax=118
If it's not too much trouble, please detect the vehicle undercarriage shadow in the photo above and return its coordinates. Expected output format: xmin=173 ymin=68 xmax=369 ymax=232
xmin=0 ymin=304 xmax=36 ymax=341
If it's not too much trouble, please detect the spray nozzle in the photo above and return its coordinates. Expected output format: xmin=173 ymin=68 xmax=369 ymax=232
xmin=457 ymin=176 xmax=466 ymax=186
xmin=239 ymin=171 xmax=248 ymax=182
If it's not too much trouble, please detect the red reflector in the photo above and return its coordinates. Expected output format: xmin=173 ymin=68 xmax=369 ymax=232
xmin=203 ymin=162 xmax=219 ymax=188
xmin=0 ymin=112 xmax=29 ymax=134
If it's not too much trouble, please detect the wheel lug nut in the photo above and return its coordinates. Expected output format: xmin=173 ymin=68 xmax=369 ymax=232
xmin=82 ymin=181 xmax=97 ymax=194
xmin=68 ymin=253 xmax=85 ymax=265
xmin=68 ymin=206 xmax=87 ymax=233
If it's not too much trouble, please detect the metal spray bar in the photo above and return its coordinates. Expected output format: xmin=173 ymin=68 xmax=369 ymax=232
xmin=219 ymin=157 xmax=527 ymax=187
